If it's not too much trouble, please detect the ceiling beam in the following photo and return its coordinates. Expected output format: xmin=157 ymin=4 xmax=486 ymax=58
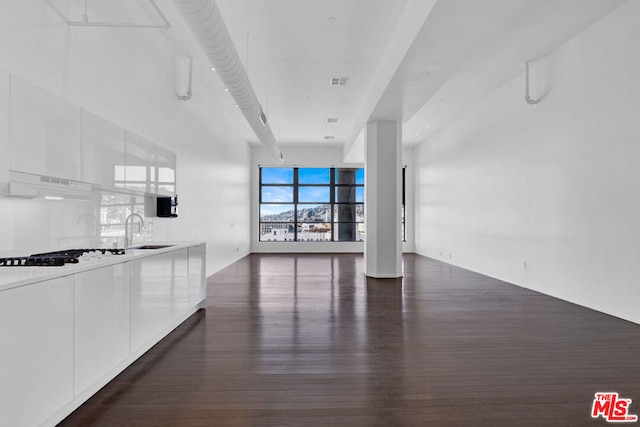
xmin=342 ymin=0 xmax=437 ymax=163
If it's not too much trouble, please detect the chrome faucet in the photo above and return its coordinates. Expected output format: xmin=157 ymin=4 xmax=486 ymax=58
xmin=125 ymin=213 xmax=145 ymax=248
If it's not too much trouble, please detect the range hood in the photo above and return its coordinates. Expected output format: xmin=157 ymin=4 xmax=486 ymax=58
xmin=2 ymin=170 xmax=98 ymax=200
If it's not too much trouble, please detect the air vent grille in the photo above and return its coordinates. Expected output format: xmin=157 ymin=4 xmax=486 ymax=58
xmin=329 ymin=77 xmax=348 ymax=86
xmin=326 ymin=118 xmax=339 ymax=123
xmin=324 ymin=136 xmax=335 ymax=140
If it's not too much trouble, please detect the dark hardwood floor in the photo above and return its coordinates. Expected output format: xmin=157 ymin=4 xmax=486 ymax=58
xmin=59 ymin=253 xmax=640 ymax=426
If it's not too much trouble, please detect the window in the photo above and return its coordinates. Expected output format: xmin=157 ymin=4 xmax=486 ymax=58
xmin=259 ymin=167 xmax=364 ymax=242
xmin=259 ymin=167 xmax=407 ymax=242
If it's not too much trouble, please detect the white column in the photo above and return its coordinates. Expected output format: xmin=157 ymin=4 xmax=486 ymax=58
xmin=364 ymin=120 xmax=402 ymax=278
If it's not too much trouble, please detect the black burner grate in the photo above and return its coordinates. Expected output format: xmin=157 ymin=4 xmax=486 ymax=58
xmin=0 ymin=248 xmax=126 ymax=267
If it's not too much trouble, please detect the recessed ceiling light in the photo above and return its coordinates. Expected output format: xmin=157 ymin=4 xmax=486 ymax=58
xmin=425 ymin=124 xmax=430 ymax=128
xmin=415 ymin=133 xmax=420 ymax=137
xmin=44 ymin=196 xmax=64 ymax=200
xmin=224 ymin=88 xmax=229 ymax=92
xmin=328 ymin=17 xmax=337 ymax=23
xmin=210 ymin=66 xmax=216 ymax=71
xmin=235 ymin=104 xmax=238 ymax=108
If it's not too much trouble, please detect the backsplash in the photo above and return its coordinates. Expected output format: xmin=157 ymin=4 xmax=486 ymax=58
xmin=0 ymin=191 xmax=155 ymax=257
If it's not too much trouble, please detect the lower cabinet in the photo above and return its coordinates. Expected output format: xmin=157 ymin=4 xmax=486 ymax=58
xmin=74 ymin=263 xmax=131 ymax=394
xmin=130 ymin=248 xmax=192 ymax=351
xmin=168 ymin=249 xmax=190 ymax=324
xmin=188 ymin=244 xmax=206 ymax=306
xmin=130 ymin=253 xmax=171 ymax=351
xmin=0 ymin=276 xmax=74 ymax=427
xmin=0 ymin=245 xmax=205 ymax=427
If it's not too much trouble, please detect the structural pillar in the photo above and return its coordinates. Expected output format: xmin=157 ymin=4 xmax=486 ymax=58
xmin=364 ymin=120 xmax=402 ymax=278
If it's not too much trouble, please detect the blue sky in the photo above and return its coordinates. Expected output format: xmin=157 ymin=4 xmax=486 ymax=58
xmin=299 ymin=186 xmax=329 ymax=202
xmin=260 ymin=204 xmax=294 ymax=218
xmin=262 ymin=167 xmax=364 ymax=185
xmin=261 ymin=186 xmax=293 ymax=202
xmin=262 ymin=168 xmax=293 ymax=184
xmin=261 ymin=168 xmax=364 ymax=205
xmin=299 ymin=168 xmax=330 ymax=184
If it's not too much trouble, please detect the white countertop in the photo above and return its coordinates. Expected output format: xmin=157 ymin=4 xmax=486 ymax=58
xmin=0 ymin=242 xmax=204 ymax=292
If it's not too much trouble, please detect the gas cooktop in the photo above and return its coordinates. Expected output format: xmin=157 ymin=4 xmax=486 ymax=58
xmin=0 ymin=248 xmax=126 ymax=267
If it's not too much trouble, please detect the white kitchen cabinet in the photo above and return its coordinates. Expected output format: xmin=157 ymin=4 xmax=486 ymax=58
xmin=168 ymin=249 xmax=189 ymax=323
xmin=0 ymin=243 xmax=204 ymax=427
xmin=130 ymin=249 xmax=192 ymax=350
xmin=9 ymin=76 xmax=81 ymax=180
xmin=124 ymin=131 xmax=155 ymax=193
xmin=74 ymin=263 xmax=131 ymax=395
xmin=155 ymin=144 xmax=177 ymax=196
xmin=0 ymin=69 xmax=9 ymax=190
xmin=130 ymin=253 xmax=170 ymax=350
xmin=188 ymin=244 xmax=206 ymax=306
xmin=81 ymin=109 xmax=125 ymax=188
xmin=0 ymin=276 xmax=74 ymax=427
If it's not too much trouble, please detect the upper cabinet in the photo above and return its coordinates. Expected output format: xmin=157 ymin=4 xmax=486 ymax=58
xmin=124 ymin=131 xmax=177 ymax=196
xmin=155 ymin=144 xmax=177 ymax=196
xmin=1 ymin=72 xmax=176 ymax=197
xmin=10 ymin=76 xmax=82 ymax=180
xmin=81 ymin=110 xmax=125 ymax=189
xmin=124 ymin=131 xmax=155 ymax=193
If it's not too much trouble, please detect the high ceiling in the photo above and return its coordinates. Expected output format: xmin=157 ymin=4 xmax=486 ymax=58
xmin=215 ymin=0 xmax=626 ymax=155
xmin=51 ymin=0 xmax=627 ymax=161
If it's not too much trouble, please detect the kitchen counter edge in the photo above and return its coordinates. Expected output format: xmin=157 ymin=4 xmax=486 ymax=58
xmin=0 ymin=242 xmax=205 ymax=292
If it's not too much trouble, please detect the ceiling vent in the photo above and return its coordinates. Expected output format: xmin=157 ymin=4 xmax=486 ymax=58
xmin=324 ymin=136 xmax=335 ymax=140
xmin=326 ymin=118 xmax=339 ymax=123
xmin=329 ymin=77 xmax=348 ymax=86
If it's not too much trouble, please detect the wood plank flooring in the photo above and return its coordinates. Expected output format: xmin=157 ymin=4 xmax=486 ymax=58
xmin=59 ymin=254 xmax=640 ymax=426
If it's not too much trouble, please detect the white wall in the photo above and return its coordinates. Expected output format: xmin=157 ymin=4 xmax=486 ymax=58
xmin=0 ymin=0 xmax=251 ymax=274
xmin=251 ymin=144 xmax=415 ymax=253
xmin=414 ymin=1 xmax=640 ymax=324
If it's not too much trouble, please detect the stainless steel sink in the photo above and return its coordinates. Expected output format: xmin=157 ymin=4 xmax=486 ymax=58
xmin=129 ymin=244 xmax=175 ymax=250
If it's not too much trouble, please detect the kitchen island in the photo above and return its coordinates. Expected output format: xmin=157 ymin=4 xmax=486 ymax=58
xmin=0 ymin=242 xmax=206 ymax=427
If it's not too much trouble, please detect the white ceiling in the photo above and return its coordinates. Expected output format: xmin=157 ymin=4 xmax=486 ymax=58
xmin=74 ymin=0 xmax=628 ymax=158
xmin=213 ymin=0 xmax=626 ymax=158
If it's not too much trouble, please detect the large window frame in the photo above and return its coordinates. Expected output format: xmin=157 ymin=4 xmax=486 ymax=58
xmin=259 ymin=166 xmax=407 ymax=243
xmin=259 ymin=167 xmax=364 ymax=242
